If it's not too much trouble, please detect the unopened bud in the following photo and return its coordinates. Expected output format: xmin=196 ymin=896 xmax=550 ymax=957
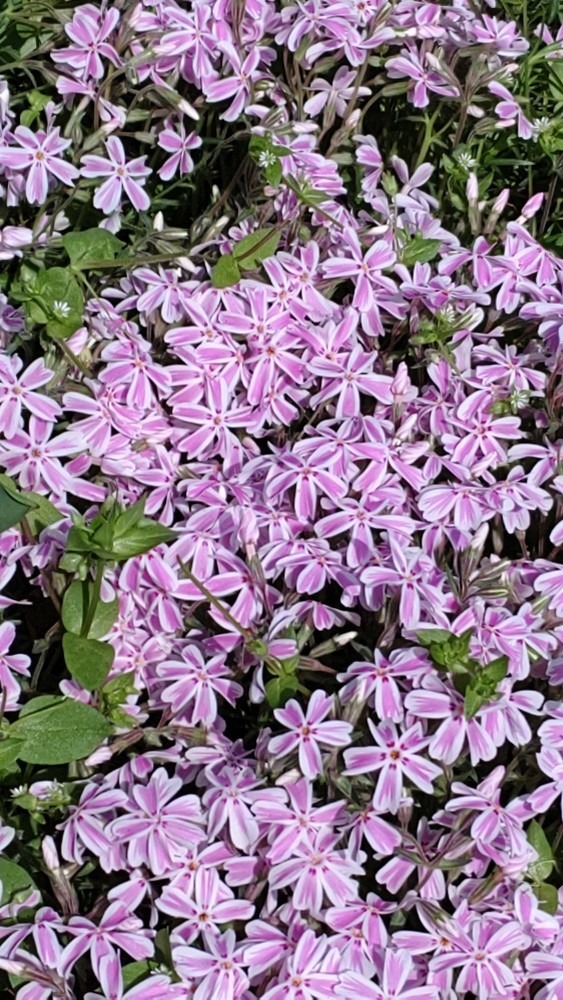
xmin=42 ymin=835 xmax=60 ymax=873
xmin=466 ymin=172 xmax=479 ymax=204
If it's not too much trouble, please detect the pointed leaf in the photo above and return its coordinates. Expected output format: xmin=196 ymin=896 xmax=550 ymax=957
xmin=63 ymin=633 xmax=114 ymax=691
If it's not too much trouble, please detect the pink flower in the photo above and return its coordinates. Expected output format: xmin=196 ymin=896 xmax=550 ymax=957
xmin=157 ymin=647 xmax=242 ymax=726
xmin=80 ymin=136 xmax=152 ymax=214
xmin=0 ymin=416 xmax=83 ymax=495
xmin=0 ymin=126 xmax=79 ymax=205
xmin=268 ymin=690 xmax=352 ymax=779
xmin=84 ymin=952 xmax=181 ymax=1000
xmin=158 ymin=121 xmax=202 ymax=180
xmin=52 ymin=4 xmax=121 ymax=80
xmin=0 ymin=356 xmax=61 ymax=438
xmin=262 ymin=928 xmax=341 ymax=1000
xmin=344 ymin=720 xmax=442 ymax=813
xmin=339 ymin=948 xmax=439 ymax=1000
xmin=173 ymin=929 xmax=249 ymax=1000
xmin=252 ymin=777 xmax=348 ymax=863
xmin=0 ymin=621 xmax=30 ymax=711
xmin=269 ymin=829 xmax=364 ymax=914
xmin=59 ymin=901 xmax=154 ymax=977
xmin=430 ymin=914 xmax=529 ymax=998
xmin=157 ymin=867 xmax=254 ymax=942
xmin=108 ymin=768 xmax=205 ymax=875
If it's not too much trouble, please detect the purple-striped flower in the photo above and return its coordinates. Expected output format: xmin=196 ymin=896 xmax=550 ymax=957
xmin=0 ymin=126 xmax=79 ymax=205
xmin=80 ymin=136 xmax=152 ymax=214
xmin=268 ymin=690 xmax=352 ymax=779
xmin=344 ymin=720 xmax=442 ymax=814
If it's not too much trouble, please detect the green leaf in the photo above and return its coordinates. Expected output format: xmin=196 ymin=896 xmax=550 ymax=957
xmin=122 ymin=961 xmax=160 ymax=988
xmin=62 ymin=581 xmax=119 ymax=639
xmin=211 ymin=254 xmax=241 ymax=289
xmin=101 ymin=671 xmax=138 ymax=727
xmin=0 ymin=738 xmax=24 ymax=771
xmin=109 ymin=519 xmax=176 ymax=559
xmin=464 ymin=656 xmax=507 ymax=718
xmin=232 ymin=228 xmax=281 ymax=269
xmin=63 ymin=633 xmax=114 ymax=691
xmin=401 ymin=238 xmax=441 ymax=266
xmin=62 ymin=229 xmax=124 ymax=267
xmin=0 ymin=475 xmax=63 ymax=535
xmin=0 ymin=483 xmax=32 ymax=532
xmin=20 ymin=695 xmax=65 ymax=717
xmin=24 ymin=267 xmax=84 ymax=339
xmin=265 ymin=673 xmax=298 ymax=709
xmin=534 ymin=881 xmax=559 ymax=915
xmin=463 ymin=685 xmax=485 ymax=719
xmin=113 ymin=497 xmax=147 ymax=538
xmin=527 ymin=820 xmax=555 ymax=883
xmin=10 ymin=699 xmax=111 ymax=764
xmin=416 ymin=629 xmax=451 ymax=646
xmin=0 ymin=860 xmax=35 ymax=904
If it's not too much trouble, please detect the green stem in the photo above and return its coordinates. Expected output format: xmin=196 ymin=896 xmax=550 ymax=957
xmin=178 ymin=560 xmax=252 ymax=640
xmin=80 ymin=561 xmax=105 ymax=638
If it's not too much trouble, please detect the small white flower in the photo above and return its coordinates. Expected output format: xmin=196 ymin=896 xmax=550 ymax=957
xmin=455 ymin=150 xmax=478 ymax=172
xmin=53 ymin=300 xmax=71 ymax=318
xmin=258 ymin=150 xmax=277 ymax=168
xmin=532 ymin=116 xmax=551 ymax=140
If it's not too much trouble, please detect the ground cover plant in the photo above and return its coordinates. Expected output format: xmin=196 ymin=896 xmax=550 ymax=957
xmin=1 ymin=0 xmax=563 ymax=997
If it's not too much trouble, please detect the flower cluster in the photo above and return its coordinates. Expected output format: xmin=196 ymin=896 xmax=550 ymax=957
xmin=0 ymin=0 xmax=562 ymax=998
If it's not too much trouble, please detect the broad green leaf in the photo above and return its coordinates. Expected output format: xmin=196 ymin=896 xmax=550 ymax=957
xmin=401 ymin=238 xmax=441 ymax=267
xmin=232 ymin=228 xmax=281 ymax=268
xmin=0 ymin=859 xmax=35 ymax=904
xmin=534 ymin=881 xmax=559 ymax=915
xmin=10 ymin=699 xmax=111 ymax=764
xmin=265 ymin=673 xmax=298 ymax=709
xmin=19 ymin=695 xmax=63 ymax=717
xmin=62 ymin=229 xmax=124 ymax=267
xmin=211 ymin=254 xmax=241 ymax=289
xmin=122 ymin=961 xmax=160 ymax=988
xmin=0 ymin=738 xmax=24 ymax=771
xmin=110 ymin=520 xmax=176 ymax=559
xmin=62 ymin=633 xmax=114 ymax=691
xmin=527 ymin=820 xmax=555 ymax=883
xmin=62 ymin=581 xmax=119 ymax=639
xmin=0 ymin=484 xmax=32 ymax=532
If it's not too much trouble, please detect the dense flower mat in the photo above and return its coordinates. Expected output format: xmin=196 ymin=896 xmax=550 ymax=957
xmin=0 ymin=0 xmax=563 ymax=997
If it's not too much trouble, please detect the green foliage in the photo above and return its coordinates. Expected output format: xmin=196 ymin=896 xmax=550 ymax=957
xmin=62 ymin=229 xmax=124 ymax=268
xmin=100 ymin=671 xmax=138 ymax=728
xmin=417 ymin=630 xmax=507 ymax=716
xmin=0 ymin=859 xmax=36 ymax=904
xmin=249 ymin=134 xmax=288 ymax=186
xmin=62 ymin=633 xmax=114 ymax=691
xmin=527 ymin=819 xmax=556 ymax=883
xmin=463 ymin=657 xmax=508 ymax=718
xmin=9 ymin=698 xmax=111 ymax=764
xmin=60 ymin=498 xmax=176 ymax=569
xmin=19 ymin=266 xmax=85 ymax=339
xmin=211 ymin=228 xmax=281 ymax=288
xmin=401 ymin=237 xmax=441 ymax=266
xmin=0 ymin=474 xmax=62 ymax=534
xmin=62 ymin=581 xmax=119 ymax=639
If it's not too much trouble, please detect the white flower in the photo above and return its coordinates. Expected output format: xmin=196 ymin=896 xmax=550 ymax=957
xmin=258 ymin=150 xmax=277 ymax=168
xmin=53 ymin=300 xmax=71 ymax=318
